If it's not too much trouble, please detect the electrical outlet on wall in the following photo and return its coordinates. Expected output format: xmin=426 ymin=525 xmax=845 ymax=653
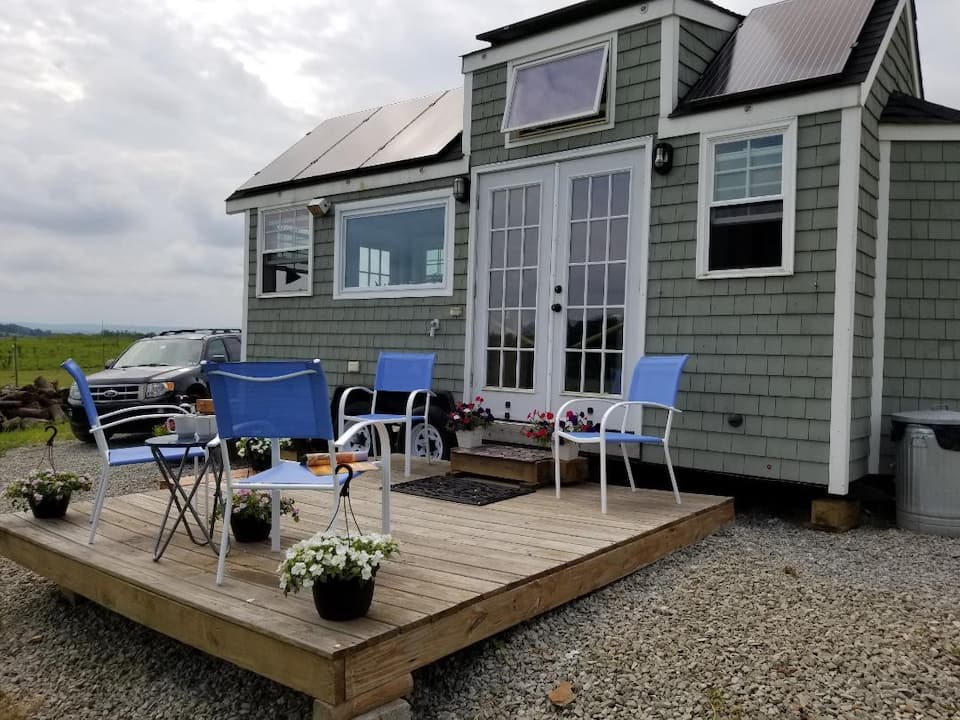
xmin=347 ymin=360 xmax=360 ymax=373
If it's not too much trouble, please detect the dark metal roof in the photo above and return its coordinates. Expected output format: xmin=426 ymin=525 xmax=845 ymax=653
xmin=476 ymin=0 xmax=741 ymax=47
xmin=882 ymin=92 xmax=960 ymax=124
xmin=674 ymin=0 xmax=914 ymax=115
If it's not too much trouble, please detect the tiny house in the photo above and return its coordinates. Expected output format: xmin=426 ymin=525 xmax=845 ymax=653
xmin=226 ymin=0 xmax=960 ymax=497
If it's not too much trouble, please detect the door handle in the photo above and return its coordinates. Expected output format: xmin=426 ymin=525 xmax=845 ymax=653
xmin=551 ymin=303 xmax=562 ymax=313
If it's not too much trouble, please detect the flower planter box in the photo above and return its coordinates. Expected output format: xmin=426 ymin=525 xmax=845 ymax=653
xmin=455 ymin=429 xmax=485 ymax=449
xmin=450 ymin=444 xmax=588 ymax=488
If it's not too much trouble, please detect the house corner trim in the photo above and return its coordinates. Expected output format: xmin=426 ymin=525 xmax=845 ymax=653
xmin=869 ymin=140 xmax=892 ymax=475
xmin=828 ymin=106 xmax=863 ymax=495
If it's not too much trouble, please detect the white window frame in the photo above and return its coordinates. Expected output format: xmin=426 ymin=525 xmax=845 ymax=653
xmin=696 ymin=119 xmax=798 ymax=279
xmin=502 ymin=34 xmax=618 ymax=149
xmin=257 ymin=204 xmax=314 ymax=298
xmin=333 ymin=189 xmax=456 ymax=300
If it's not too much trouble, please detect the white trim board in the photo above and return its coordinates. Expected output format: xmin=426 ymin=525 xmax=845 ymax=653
xmin=240 ymin=210 xmax=250 ymax=361
xmin=658 ymin=86 xmax=860 ymax=139
xmin=225 ymin=158 xmax=468 ymax=215
xmin=659 ymin=15 xmax=680 ymax=119
xmin=828 ymin=106 xmax=863 ymax=496
xmin=879 ymin=124 xmax=960 ymax=142
xmin=869 ymin=140 xmax=892 ymax=475
xmin=461 ymin=0 xmax=738 ymax=74
xmin=860 ymin=0 xmax=909 ymax=106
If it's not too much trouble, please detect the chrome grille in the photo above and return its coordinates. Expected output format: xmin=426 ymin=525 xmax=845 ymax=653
xmin=90 ymin=385 xmax=140 ymax=402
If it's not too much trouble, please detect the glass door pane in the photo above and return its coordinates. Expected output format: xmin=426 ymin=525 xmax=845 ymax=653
xmin=485 ymin=184 xmax=541 ymax=391
xmin=563 ymin=170 xmax=630 ymax=396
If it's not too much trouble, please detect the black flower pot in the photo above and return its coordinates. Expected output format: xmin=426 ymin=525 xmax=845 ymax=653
xmin=230 ymin=513 xmax=271 ymax=543
xmin=311 ymin=575 xmax=376 ymax=621
xmin=27 ymin=492 xmax=72 ymax=519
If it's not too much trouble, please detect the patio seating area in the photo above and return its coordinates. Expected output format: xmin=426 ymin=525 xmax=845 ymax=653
xmin=0 ymin=455 xmax=732 ymax=720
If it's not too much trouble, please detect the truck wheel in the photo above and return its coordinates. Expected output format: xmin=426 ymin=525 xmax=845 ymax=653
xmin=70 ymin=422 xmax=95 ymax=444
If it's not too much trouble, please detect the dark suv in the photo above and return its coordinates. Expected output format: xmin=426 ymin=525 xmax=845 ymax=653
xmin=67 ymin=329 xmax=241 ymax=442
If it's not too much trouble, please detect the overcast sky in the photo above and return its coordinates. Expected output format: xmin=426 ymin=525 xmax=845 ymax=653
xmin=1 ymin=0 xmax=956 ymax=330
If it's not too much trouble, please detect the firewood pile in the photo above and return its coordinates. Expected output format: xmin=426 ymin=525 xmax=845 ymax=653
xmin=0 ymin=376 xmax=68 ymax=432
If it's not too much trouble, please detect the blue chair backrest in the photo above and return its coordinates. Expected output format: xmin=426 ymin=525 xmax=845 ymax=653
xmin=203 ymin=360 xmax=335 ymax=441
xmin=62 ymin=358 xmax=100 ymax=426
xmin=627 ymin=355 xmax=690 ymax=407
xmin=373 ymin=352 xmax=435 ymax=393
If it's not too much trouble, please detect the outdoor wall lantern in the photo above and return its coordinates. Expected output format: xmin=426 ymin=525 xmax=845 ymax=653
xmin=452 ymin=176 xmax=470 ymax=203
xmin=653 ymin=142 xmax=674 ymax=175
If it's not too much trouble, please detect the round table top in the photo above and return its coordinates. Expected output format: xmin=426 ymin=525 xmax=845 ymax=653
xmin=145 ymin=433 xmax=216 ymax=448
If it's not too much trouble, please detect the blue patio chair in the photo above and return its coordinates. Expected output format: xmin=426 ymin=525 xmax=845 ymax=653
xmin=204 ymin=359 xmax=392 ymax=585
xmin=61 ymin=358 xmax=204 ymax=544
xmin=338 ymin=352 xmax=436 ymax=477
xmin=554 ymin=355 xmax=689 ymax=514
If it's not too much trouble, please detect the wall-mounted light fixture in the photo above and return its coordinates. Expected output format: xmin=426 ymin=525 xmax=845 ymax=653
xmin=653 ymin=142 xmax=674 ymax=175
xmin=452 ymin=176 xmax=470 ymax=203
xmin=307 ymin=197 xmax=332 ymax=217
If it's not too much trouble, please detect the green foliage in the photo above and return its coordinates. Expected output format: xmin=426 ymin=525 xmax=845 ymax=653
xmin=0 ymin=421 xmax=71 ymax=457
xmin=0 ymin=333 xmax=141 ymax=388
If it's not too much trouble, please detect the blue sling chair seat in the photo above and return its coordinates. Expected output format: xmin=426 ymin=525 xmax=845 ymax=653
xmin=61 ymin=358 xmax=205 ymax=544
xmin=553 ymin=355 xmax=690 ymax=514
xmin=203 ymin=360 xmax=393 ymax=585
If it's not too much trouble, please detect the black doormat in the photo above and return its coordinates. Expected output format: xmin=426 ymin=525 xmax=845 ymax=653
xmin=392 ymin=475 xmax=535 ymax=506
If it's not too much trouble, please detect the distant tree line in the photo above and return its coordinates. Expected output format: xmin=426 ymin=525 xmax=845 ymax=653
xmin=0 ymin=324 xmax=51 ymax=337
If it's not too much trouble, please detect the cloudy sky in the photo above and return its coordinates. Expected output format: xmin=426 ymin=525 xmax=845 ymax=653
xmin=1 ymin=0 xmax=956 ymax=330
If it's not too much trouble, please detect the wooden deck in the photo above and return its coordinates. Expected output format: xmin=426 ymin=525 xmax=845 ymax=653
xmin=0 ymin=458 xmax=733 ymax=719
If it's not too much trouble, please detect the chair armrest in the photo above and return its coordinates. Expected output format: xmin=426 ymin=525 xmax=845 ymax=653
xmin=99 ymin=411 xmax=186 ymax=432
xmin=553 ymin=398 xmax=617 ymax=433
xmin=338 ymin=386 xmax=374 ymax=427
xmin=599 ymin=401 xmax=680 ymax=434
xmin=404 ymin=389 xmax=434 ymax=418
xmin=99 ymin=404 xmax=188 ymax=421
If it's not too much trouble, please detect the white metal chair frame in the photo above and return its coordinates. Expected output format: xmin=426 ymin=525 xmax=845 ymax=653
xmin=553 ymin=400 xmax=682 ymax=514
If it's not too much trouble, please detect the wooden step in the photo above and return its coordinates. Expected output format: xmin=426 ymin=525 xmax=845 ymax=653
xmin=450 ymin=444 xmax=588 ymax=488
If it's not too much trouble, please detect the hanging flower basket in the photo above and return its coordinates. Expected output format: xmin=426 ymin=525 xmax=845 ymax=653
xmin=230 ymin=514 xmax=271 ymax=543
xmin=214 ymin=489 xmax=299 ymax=543
xmin=27 ymin=492 xmax=73 ymax=519
xmin=312 ymin=574 xmax=377 ymax=621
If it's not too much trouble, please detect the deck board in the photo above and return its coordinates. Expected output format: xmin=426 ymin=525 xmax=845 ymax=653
xmin=0 ymin=457 xmax=733 ymax=716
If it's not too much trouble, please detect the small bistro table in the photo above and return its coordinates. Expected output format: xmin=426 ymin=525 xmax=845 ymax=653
xmin=145 ymin=434 xmax=224 ymax=561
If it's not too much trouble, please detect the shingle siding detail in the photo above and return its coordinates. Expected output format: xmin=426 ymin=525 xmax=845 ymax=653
xmin=245 ymin=177 xmax=468 ymax=393
xmin=881 ymin=140 xmax=960 ymax=471
xmin=646 ymin=112 xmax=842 ymax=485
xmin=677 ymin=19 xmax=731 ymax=101
xmin=470 ymin=21 xmax=661 ymax=168
xmin=858 ymin=9 xmax=917 ymax=477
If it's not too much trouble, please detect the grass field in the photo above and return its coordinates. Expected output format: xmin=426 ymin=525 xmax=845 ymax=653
xmin=0 ymin=333 xmax=141 ymax=388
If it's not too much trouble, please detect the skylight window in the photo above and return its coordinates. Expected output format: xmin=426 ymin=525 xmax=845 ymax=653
xmin=501 ymin=43 xmax=609 ymax=133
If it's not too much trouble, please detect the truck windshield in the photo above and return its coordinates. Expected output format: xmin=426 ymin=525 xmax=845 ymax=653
xmin=115 ymin=338 xmax=202 ymax=368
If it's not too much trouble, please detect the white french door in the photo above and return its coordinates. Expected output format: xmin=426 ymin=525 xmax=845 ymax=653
xmin=473 ymin=149 xmax=647 ymax=421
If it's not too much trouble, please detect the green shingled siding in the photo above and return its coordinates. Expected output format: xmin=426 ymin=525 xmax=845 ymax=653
xmin=245 ymin=178 xmax=469 ymax=393
xmin=470 ymin=21 xmax=661 ymax=168
xmin=677 ymin=19 xmax=731 ymax=100
xmin=881 ymin=140 xmax=960 ymax=471
xmin=645 ymin=112 xmax=842 ymax=485
xmin=855 ymin=10 xmax=917 ymax=478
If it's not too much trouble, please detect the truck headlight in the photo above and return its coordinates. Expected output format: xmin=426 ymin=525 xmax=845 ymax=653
xmin=68 ymin=384 xmax=80 ymax=401
xmin=144 ymin=382 xmax=176 ymax=399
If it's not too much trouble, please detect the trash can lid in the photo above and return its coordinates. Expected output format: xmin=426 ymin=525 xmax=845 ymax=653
xmin=892 ymin=409 xmax=960 ymax=426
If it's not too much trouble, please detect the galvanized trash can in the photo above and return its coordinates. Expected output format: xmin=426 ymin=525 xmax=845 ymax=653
xmin=891 ymin=410 xmax=960 ymax=537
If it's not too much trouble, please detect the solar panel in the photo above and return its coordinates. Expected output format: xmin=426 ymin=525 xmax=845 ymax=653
xmin=236 ymin=89 xmax=463 ymax=193
xmin=687 ymin=0 xmax=874 ymax=102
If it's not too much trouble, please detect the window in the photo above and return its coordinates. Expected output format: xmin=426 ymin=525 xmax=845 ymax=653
xmin=334 ymin=190 xmax=455 ymax=299
xmin=259 ymin=206 xmax=312 ymax=296
xmin=501 ymin=37 xmax=616 ymax=146
xmin=204 ymin=338 xmax=228 ymax=362
xmin=697 ymin=121 xmax=797 ymax=278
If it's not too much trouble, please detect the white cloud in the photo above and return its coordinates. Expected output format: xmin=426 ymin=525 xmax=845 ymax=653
xmin=0 ymin=0 xmax=956 ymax=330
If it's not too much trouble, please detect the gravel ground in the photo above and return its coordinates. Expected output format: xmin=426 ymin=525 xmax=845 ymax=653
xmin=2 ymin=441 xmax=960 ymax=719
